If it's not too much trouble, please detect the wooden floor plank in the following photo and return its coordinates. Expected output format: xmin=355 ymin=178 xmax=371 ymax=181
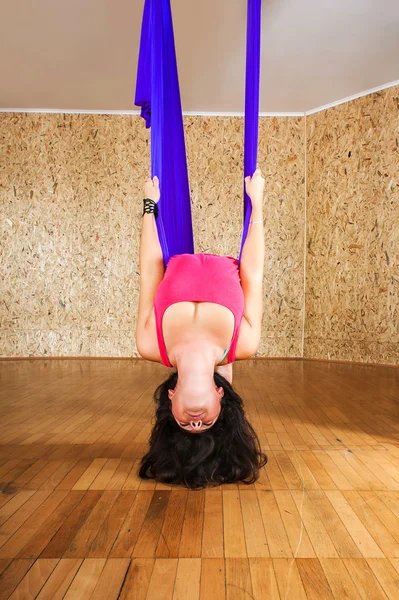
xmin=344 ymin=558 xmax=390 ymax=600
xmin=172 ymin=558 xmax=201 ymax=600
xmin=10 ymin=459 xmax=49 ymax=488
xmin=325 ymin=490 xmax=386 ymax=558
xmin=354 ymin=452 xmax=399 ymax=490
xmin=39 ymin=459 xmax=81 ymax=491
xmin=284 ymin=449 xmax=321 ymax=490
xmin=201 ymin=491 xmax=223 ymax=558
xmin=71 ymin=459 xmax=108 ymax=491
xmin=324 ymin=450 xmax=371 ymax=489
xmin=178 ymin=491 xmax=205 ymax=558
xmin=358 ymin=491 xmax=399 ymax=543
xmin=273 ymin=558 xmax=308 ymax=600
xmin=156 ymin=490 xmax=188 ymax=558
xmin=132 ymin=490 xmax=170 ymax=558
xmin=63 ymin=490 xmax=120 ymax=558
xmin=39 ymin=491 xmax=103 ymax=558
xmin=296 ymin=558 xmax=335 ymax=600
xmin=0 ymin=558 xmax=12 ymax=577
xmin=0 ymin=491 xmax=52 ymax=551
xmin=257 ymin=490 xmax=292 ymax=558
xmin=0 ymin=490 xmax=69 ymax=559
xmin=339 ymin=450 xmax=389 ymax=491
xmin=223 ymin=491 xmax=247 ymax=558
xmin=240 ymin=490 xmax=269 ymax=558
xmin=376 ymin=492 xmax=399 ymax=519
xmin=200 ymin=558 xmax=225 ymax=600
xmin=225 ymin=558 xmax=253 ymax=600
xmin=273 ymin=490 xmax=316 ymax=558
xmin=273 ymin=450 xmax=306 ymax=490
xmin=291 ymin=491 xmax=339 ymax=558
xmin=389 ymin=558 xmax=399 ymax=575
xmin=0 ymin=559 xmax=35 ymax=600
xmin=118 ymin=558 xmax=155 ymax=600
xmin=35 ymin=558 xmax=83 ymax=600
xmin=89 ymin=459 xmax=121 ymax=490
xmin=310 ymin=451 xmax=355 ymax=490
xmin=16 ymin=491 xmax=85 ymax=559
xmin=105 ymin=458 xmax=135 ymax=490
xmin=341 ymin=490 xmax=399 ymax=557
xmin=24 ymin=461 xmax=66 ymax=491
xmin=103 ymin=490 xmax=150 ymax=559
xmin=7 ymin=558 xmax=59 ymax=600
xmin=248 ymin=557 xmax=280 ymax=600
xmin=366 ymin=558 xmax=399 ymax=600
xmin=89 ymin=558 xmax=130 ymax=600
xmin=145 ymin=558 xmax=178 ymax=600
xmin=318 ymin=558 xmax=363 ymax=600
xmin=0 ymin=461 xmax=22 ymax=481
xmin=62 ymin=558 xmax=106 ymax=600
xmin=298 ymin=451 xmax=338 ymax=489
xmin=122 ymin=459 xmax=143 ymax=490
xmin=55 ymin=459 xmax=93 ymax=490
xmin=304 ymin=490 xmax=361 ymax=558
xmin=0 ymin=491 xmax=35 ymax=528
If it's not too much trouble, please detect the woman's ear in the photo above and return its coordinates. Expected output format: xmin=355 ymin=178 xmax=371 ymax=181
xmin=168 ymin=388 xmax=176 ymax=400
xmin=216 ymin=386 xmax=224 ymax=398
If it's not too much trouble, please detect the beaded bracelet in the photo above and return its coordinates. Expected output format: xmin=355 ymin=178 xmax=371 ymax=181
xmin=142 ymin=198 xmax=159 ymax=219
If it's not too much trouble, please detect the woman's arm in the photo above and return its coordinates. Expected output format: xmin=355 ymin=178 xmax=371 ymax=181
xmin=136 ymin=177 xmax=165 ymax=354
xmin=215 ymin=363 xmax=233 ymax=383
xmin=238 ymin=168 xmax=265 ymax=355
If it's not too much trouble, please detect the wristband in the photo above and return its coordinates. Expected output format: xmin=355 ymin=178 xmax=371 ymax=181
xmin=142 ymin=198 xmax=159 ymax=219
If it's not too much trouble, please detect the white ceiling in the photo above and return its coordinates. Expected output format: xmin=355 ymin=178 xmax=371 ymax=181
xmin=0 ymin=0 xmax=398 ymax=114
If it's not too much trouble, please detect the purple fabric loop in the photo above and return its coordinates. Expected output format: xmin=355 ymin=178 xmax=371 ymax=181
xmin=135 ymin=0 xmax=261 ymax=269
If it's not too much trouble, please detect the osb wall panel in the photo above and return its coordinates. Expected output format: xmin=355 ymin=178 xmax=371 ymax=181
xmin=0 ymin=113 xmax=305 ymax=357
xmin=305 ymin=86 xmax=399 ymax=365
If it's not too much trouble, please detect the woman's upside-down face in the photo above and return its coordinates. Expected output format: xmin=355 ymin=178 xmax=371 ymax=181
xmin=168 ymin=383 xmax=224 ymax=433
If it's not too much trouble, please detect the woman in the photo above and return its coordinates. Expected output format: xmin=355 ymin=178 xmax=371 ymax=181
xmin=135 ymin=167 xmax=267 ymax=488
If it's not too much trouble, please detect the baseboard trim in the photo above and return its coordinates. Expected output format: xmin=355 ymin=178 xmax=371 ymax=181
xmin=0 ymin=355 xmax=397 ymax=368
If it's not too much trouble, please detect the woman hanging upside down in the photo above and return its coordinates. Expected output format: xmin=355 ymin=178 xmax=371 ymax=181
xmin=135 ymin=167 xmax=268 ymax=489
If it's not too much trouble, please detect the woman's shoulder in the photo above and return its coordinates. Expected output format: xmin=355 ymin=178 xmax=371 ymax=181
xmin=135 ymin=308 xmax=163 ymax=363
xmin=234 ymin=316 xmax=259 ymax=360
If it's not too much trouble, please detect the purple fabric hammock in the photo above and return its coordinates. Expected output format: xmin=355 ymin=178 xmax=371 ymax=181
xmin=135 ymin=0 xmax=261 ymax=269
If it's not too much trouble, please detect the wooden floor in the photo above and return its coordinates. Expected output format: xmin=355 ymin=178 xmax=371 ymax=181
xmin=0 ymin=359 xmax=398 ymax=599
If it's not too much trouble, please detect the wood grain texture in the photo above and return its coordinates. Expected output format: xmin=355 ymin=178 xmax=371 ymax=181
xmin=0 ymin=113 xmax=304 ymax=359
xmin=305 ymin=85 xmax=399 ymax=365
xmin=0 ymin=357 xmax=398 ymax=598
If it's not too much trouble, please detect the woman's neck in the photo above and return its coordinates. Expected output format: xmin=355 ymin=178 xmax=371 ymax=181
xmin=172 ymin=337 xmax=221 ymax=377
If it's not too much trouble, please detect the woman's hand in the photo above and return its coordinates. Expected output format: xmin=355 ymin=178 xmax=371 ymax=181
xmin=245 ymin=167 xmax=265 ymax=204
xmin=144 ymin=176 xmax=160 ymax=203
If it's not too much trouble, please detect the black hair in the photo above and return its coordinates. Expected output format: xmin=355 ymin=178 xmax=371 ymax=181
xmin=138 ymin=370 xmax=268 ymax=490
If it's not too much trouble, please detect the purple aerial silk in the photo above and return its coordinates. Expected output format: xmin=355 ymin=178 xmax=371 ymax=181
xmin=135 ymin=0 xmax=261 ymax=268
xmin=240 ymin=0 xmax=262 ymax=264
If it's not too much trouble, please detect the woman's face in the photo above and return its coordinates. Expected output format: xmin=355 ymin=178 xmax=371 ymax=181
xmin=168 ymin=383 xmax=224 ymax=433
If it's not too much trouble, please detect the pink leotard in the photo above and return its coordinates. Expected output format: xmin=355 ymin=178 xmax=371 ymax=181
xmin=153 ymin=253 xmax=245 ymax=367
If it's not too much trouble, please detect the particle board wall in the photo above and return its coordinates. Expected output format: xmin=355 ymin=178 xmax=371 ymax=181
xmin=304 ymin=85 xmax=399 ymax=364
xmin=0 ymin=113 xmax=305 ymax=358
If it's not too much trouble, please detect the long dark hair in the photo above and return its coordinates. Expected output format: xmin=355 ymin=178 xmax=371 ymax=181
xmin=138 ymin=370 xmax=268 ymax=489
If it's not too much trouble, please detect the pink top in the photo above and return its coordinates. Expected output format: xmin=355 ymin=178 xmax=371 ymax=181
xmin=154 ymin=253 xmax=245 ymax=367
